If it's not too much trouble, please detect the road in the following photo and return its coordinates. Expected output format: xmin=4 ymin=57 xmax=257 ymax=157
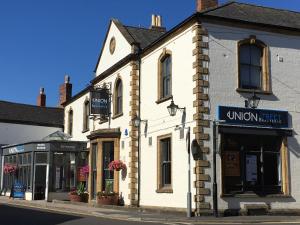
xmin=0 ymin=204 xmax=163 ymax=225
xmin=1 ymin=204 xmax=300 ymax=225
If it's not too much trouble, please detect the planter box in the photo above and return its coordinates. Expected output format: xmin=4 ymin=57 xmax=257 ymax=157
xmin=97 ymin=194 xmax=118 ymax=205
xmin=69 ymin=194 xmax=81 ymax=202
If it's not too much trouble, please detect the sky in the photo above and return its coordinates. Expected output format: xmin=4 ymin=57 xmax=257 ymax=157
xmin=1 ymin=0 xmax=300 ymax=107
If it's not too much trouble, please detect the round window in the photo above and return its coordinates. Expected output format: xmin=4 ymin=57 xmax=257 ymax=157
xmin=109 ymin=37 xmax=116 ymax=55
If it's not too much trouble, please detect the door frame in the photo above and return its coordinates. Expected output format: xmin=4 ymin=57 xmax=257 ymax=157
xmin=88 ymin=137 xmax=120 ymax=201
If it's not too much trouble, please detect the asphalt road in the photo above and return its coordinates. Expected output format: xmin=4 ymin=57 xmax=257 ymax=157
xmin=1 ymin=204 xmax=300 ymax=225
xmin=0 ymin=204 xmax=164 ymax=225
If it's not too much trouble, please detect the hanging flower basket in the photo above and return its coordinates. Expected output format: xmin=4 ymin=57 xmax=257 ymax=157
xmin=4 ymin=164 xmax=17 ymax=175
xmin=108 ymin=160 xmax=126 ymax=171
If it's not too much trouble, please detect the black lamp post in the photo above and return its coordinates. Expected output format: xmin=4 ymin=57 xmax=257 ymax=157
xmin=245 ymin=92 xmax=260 ymax=109
xmin=167 ymin=98 xmax=191 ymax=218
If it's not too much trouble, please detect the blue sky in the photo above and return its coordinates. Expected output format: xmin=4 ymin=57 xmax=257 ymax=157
xmin=1 ymin=0 xmax=300 ymax=107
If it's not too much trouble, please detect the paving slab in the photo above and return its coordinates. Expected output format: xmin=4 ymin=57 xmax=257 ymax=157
xmin=1 ymin=197 xmax=300 ymax=224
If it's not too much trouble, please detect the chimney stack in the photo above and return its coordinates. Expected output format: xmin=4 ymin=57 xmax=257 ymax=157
xmin=196 ymin=0 xmax=218 ymax=12
xmin=150 ymin=14 xmax=166 ymax=32
xmin=37 ymin=87 xmax=46 ymax=107
xmin=59 ymin=75 xmax=72 ymax=107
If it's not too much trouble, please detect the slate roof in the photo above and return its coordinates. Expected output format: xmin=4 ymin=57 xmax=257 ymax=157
xmin=113 ymin=19 xmax=166 ymax=49
xmin=201 ymin=2 xmax=300 ymax=30
xmin=0 ymin=101 xmax=64 ymax=127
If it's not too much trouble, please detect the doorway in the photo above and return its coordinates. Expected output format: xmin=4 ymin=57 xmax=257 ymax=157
xmin=34 ymin=165 xmax=47 ymax=200
xmin=102 ymin=142 xmax=114 ymax=192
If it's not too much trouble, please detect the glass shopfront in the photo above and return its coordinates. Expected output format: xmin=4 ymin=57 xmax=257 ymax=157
xmin=218 ymin=105 xmax=292 ymax=197
xmin=1 ymin=140 xmax=87 ymax=201
xmin=221 ymin=133 xmax=283 ymax=195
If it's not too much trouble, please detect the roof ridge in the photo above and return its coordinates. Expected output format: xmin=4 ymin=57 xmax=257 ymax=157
xmin=125 ymin=25 xmax=165 ymax=33
xmin=234 ymin=1 xmax=300 ymax=15
xmin=0 ymin=100 xmax=63 ymax=110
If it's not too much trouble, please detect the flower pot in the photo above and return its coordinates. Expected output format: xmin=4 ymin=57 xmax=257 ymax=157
xmin=97 ymin=194 xmax=118 ymax=205
xmin=80 ymin=193 xmax=89 ymax=203
xmin=69 ymin=194 xmax=81 ymax=202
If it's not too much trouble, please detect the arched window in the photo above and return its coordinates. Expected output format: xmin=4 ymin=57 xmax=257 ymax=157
xmin=83 ymin=100 xmax=89 ymax=131
xmin=158 ymin=49 xmax=172 ymax=101
xmin=114 ymin=78 xmax=123 ymax=116
xmin=238 ymin=37 xmax=270 ymax=92
xmin=68 ymin=109 xmax=73 ymax=136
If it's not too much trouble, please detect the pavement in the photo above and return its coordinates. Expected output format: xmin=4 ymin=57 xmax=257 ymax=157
xmin=1 ymin=197 xmax=300 ymax=224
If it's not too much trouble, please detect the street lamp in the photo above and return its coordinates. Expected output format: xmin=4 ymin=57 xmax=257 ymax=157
xmin=132 ymin=115 xmax=147 ymax=128
xmin=167 ymin=99 xmax=191 ymax=217
xmin=245 ymin=92 xmax=260 ymax=109
xmin=167 ymin=97 xmax=186 ymax=117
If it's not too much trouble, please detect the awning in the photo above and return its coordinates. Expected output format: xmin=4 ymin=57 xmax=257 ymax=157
xmin=218 ymin=124 xmax=293 ymax=136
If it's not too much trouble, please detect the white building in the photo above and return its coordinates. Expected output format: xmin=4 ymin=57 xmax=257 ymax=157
xmin=64 ymin=0 xmax=300 ymax=215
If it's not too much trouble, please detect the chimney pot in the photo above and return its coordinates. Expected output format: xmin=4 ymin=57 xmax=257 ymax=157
xmin=196 ymin=0 xmax=218 ymax=12
xmin=151 ymin=15 xmax=156 ymax=27
xmin=150 ymin=14 xmax=166 ymax=32
xmin=157 ymin=15 xmax=162 ymax=27
xmin=37 ymin=87 xmax=46 ymax=107
xmin=65 ymin=74 xmax=70 ymax=84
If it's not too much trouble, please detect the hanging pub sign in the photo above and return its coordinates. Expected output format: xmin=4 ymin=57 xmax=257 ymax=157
xmin=217 ymin=106 xmax=289 ymax=128
xmin=90 ymin=88 xmax=110 ymax=117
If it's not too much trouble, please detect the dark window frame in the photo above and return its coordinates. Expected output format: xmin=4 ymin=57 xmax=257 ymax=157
xmin=221 ymin=134 xmax=284 ymax=196
xmin=157 ymin=134 xmax=173 ymax=193
xmin=237 ymin=37 xmax=271 ymax=94
xmin=83 ymin=100 xmax=90 ymax=132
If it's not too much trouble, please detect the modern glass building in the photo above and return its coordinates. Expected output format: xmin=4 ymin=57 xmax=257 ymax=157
xmin=1 ymin=131 xmax=87 ymax=201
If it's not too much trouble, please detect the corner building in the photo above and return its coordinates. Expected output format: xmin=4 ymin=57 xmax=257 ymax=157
xmin=64 ymin=0 xmax=300 ymax=215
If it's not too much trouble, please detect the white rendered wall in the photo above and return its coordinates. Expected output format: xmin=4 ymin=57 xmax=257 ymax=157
xmin=65 ymin=63 xmax=132 ymax=205
xmin=95 ymin=21 xmax=132 ymax=75
xmin=203 ymin=22 xmax=300 ymax=210
xmin=65 ymin=93 xmax=90 ymax=142
xmin=0 ymin=122 xmax=62 ymax=145
xmin=93 ymin=64 xmax=132 ymax=204
xmin=139 ymin=23 xmax=197 ymax=209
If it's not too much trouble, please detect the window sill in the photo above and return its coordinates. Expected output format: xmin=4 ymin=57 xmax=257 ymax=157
xmin=82 ymin=129 xmax=90 ymax=133
xmin=236 ymin=88 xmax=273 ymax=95
xmin=156 ymin=95 xmax=173 ymax=104
xmin=221 ymin=193 xmax=291 ymax=198
xmin=112 ymin=113 xmax=123 ymax=120
xmin=156 ymin=187 xmax=173 ymax=193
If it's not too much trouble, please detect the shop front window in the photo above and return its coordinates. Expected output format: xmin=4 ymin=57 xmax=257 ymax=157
xmin=222 ymin=134 xmax=282 ymax=196
xmin=102 ymin=142 xmax=114 ymax=192
xmin=52 ymin=152 xmax=76 ymax=192
xmin=3 ymin=153 xmax=32 ymax=191
xmin=91 ymin=144 xmax=98 ymax=199
xmin=17 ymin=153 xmax=32 ymax=190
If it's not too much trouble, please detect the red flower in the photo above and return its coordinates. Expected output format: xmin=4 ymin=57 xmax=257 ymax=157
xmin=108 ymin=160 xmax=126 ymax=171
xmin=4 ymin=164 xmax=17 ymax=174
xmin=79 ymin=165 xmax=89 ymax=176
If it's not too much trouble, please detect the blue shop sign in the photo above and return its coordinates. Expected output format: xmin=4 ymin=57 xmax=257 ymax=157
xmin=217 ymin=106 xmax=289 ymax=128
